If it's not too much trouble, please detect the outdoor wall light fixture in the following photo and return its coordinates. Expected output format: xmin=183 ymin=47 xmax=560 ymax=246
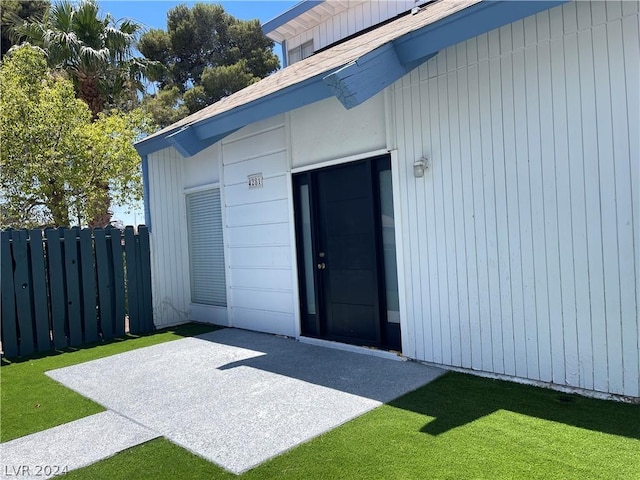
xmin=413 ymin=157 xmax=429 ymax=177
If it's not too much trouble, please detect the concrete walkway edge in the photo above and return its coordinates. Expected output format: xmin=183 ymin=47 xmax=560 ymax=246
xmin=0 ymin=411 xmax=159 ymax=480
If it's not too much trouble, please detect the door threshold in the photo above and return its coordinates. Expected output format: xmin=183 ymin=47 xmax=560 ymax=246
xmin=298 ymin=336 xmax=405 ymax=362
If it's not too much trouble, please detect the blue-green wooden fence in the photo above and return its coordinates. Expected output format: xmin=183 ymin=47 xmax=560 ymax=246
xmin=1 ymin=226 xmax=153 ymax=358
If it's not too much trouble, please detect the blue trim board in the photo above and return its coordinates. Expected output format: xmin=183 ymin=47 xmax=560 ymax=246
xmin=141 ymin=155 xmax=151 ymax=231
xmin=393 ymin=1 xmax=567 ymax=67
xmin=135 ymin=127 xmax=179 ymax=156
xmin=262 ymin=1 xmax=323 ymax=35
xmin=281 ymin=39 xmax=288 ymax=68
xmin=191 ymin=71 xmax=335 ymax=141
xmin=137 ymin=0 xmax=569 ymax=159
xmin=166 ymin=127 xmax=224 ymax=158
xmin=324 ymin=44 xmax=437 ymax=110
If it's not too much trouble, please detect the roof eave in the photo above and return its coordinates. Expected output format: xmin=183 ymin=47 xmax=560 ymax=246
xmin=138 ymin=0 xmax=569 ymax=159
xmin=262 ymin=1 xmax=323 ymax=37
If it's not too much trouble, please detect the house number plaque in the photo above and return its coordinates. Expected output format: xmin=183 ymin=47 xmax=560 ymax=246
xmin=247 ymin=173 xmax=263 ymax=189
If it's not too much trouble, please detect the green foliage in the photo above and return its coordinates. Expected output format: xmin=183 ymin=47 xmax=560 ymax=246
xmin=7 ymin=1 xmax=152 ymax=227
xmin=10 ymin=0 xmax=149 ymax=116
xmin=0 ymin=46 xmax=153 ymax=228
xmin=0 ymin=0 xmax=49 ymax=59
xmin=141 ymin=86 xmax=189 ymax=129
xmin=139 ymin=2 xmax=279 ymax=128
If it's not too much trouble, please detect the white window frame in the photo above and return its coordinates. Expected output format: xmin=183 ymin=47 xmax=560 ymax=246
xmin=288 ymin=40 xmax=314 ymax=65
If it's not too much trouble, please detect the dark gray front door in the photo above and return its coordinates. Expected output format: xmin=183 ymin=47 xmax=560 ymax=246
xmin=294 ymin=156 xmax=401 ymax=350
xmin=316 ymin=160 xmax=381 ymax=344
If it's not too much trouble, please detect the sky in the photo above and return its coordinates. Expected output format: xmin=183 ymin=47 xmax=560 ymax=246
xmin=102 ymin=0 xmax=298 ymax=226
xmin=101 ymin=1 xmax=298 ymax=30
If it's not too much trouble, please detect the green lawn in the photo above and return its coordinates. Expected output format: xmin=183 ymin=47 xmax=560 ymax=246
xmin=0 ymin=323 xmax=217 ymax=442
xmin=2 ymin=326 xmax=639 ymax=479
xmin=63 ymin=372 xmax=640 ymax=480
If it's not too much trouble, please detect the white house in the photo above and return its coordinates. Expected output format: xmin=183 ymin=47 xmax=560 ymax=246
xmin=135 ymin=0 xmax=639 ymax=400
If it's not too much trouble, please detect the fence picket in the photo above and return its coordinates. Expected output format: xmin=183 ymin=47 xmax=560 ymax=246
xmin=29 ymin=229 xmax=51 ymax=352
xmin=1 ymin=230 xmax=19 ymax=358
xmin=1 ymin=226 xmax=153 ymax=358
xmin=79 ymin=229 xmax=98 ymax=343
xmin=138 ymin=226 xmax=153 ymax=333
xmin=94 ymin=229 xmax=113 ymax=340
xmin=110 ymin=230 xmax=126 ymax=337
xmin=45 ymin=228 xmax=68 ymax=349
xmin=64 ymin=228 xmax=83 ymax=346
xmin=11 ymin=230 xmax=35 ymax=356
xmin=124 ymin=227 xmax=140 ymax=334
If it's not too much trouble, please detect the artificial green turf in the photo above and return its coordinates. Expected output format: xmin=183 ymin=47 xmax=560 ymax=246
xmin=0 ymin=323 xmax=218 ymax=442
xmin=64 ymin=372 xmax=640 ymax=480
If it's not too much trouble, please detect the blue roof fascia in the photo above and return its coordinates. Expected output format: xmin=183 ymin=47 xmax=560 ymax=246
xmin=262 ymin=1 xmax=323 ymax=35
xmin=191 ymin=71 xmax=335 ymax=141
xmin=142 ymin=0 xmax=569 ymax=158
xmin=394 ymin=0 xmax=569 ymax=66
xmin=135 ymin=128 xmax=179 ymax=156
xmin=165 ymin=126 xmax=230 ymax=158
xmin=324 ymin=43 xmax=437 ymax=110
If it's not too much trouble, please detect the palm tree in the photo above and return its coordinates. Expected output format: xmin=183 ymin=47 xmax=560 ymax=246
xmin=9 ymin=0 xmax=150 ymax=228
xmin=10 ymin=0 xmax=147 ymax=117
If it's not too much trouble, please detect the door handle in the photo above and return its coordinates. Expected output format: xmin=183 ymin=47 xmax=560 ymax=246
xmin=317 ymin=262 xmax=326 ymax=270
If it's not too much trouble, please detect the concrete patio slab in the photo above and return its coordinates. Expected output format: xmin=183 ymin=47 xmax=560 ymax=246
xmin=46 ymin=328 xmax=444 ymax=474
xmin=0 ymin=411 xmax=159 ymax=480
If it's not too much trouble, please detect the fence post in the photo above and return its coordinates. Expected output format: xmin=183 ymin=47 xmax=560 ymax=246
xmin=94 ymin=228 xmax=114 ymax=340
xmin=45 ymin=228 xmax=68 ymax=350
xmin=29 ymin=229 xmax=51 ymax=352
xmin=1 ymin=230 xmax=19 ymax=358
xmin=138 ymin=226 xmax=153 ymax=333
xmin=11 ymin=230 xmax=35 ymax=356
xmin=79 ymin=228 xmax=98 ymax=343
xmin=110 ymin=229 xmax=125 ymax=337
xmin=124 ymin=226 xmax=140 ymax=334
xmin=63 ymin=228 xmax=83 ymax=346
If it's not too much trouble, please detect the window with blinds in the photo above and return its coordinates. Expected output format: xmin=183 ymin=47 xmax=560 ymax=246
xmin=186 ymin=188 xmax=227 ymax=307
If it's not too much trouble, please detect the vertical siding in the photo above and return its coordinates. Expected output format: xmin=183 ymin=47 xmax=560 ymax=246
xmin=147 ymin=145 xmax=221 ymax=327
xmin=147 ymin=147 xmax=191 ymax=327
xmin=286 ymin=0 xmax=415 ymax=54
xmin=393 ymin=1 xmax=639 ymax=397
xmin=221 ymin=116 xmax=296 ymax=336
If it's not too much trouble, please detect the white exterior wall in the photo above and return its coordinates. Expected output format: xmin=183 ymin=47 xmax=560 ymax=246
xmin=146 ymin=147 xmax=190 ymax=327
xmin=290 ymin=94 xmax=387 ymax=168
xmin=146 ymin=1 xmax=639 ymax=398
xmin=221 ymin=115 xmax=297 ymax=336
xmin=286 ymin=0 xmax=415 ymax=54
xmin=391 ymin=1 xmax=639 ymax=397
xmin=147 ymin=146 xmax=221 ymax=327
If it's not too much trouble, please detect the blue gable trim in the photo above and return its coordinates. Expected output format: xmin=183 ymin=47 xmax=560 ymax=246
xmin=166 ymin=127 xmax=225 ymax=158
xmin=262 ymin=1 xmax=323 ymax=35
xmin=394 ymin=0 xmax=568 ymax=66
xmin=191 ymin=71 xmax=335 ymax=141
xmin=141 ymin=155 xmax=151 ymax=231
xmin=323 ymin=44 xmax=406 ymax=110
xmin=324 ymin=44 xmax=437 ymax=109
xmin=140 ymin=0 xmax=569 ymax=159
xmin=135 ymin=128 xmax=178 ymax=156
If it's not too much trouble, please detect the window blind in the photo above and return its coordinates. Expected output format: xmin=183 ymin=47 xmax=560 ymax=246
xmin=186 ymin=189 xmax=227 ymax=306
